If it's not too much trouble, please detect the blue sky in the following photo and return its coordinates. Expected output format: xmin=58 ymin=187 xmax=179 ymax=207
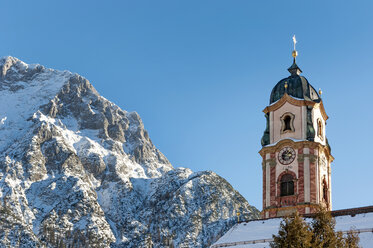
xmin=2 ymin=1 xmax=373 ymax=211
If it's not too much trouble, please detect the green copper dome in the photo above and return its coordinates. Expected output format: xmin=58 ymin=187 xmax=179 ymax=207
xmin=269 ymin=61 xmax=321 ymax=104
xmin=262 ymin=55 xmax=324 ymax=146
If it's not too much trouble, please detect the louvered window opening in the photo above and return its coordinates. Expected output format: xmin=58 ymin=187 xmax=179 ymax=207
xmin=280 ymin=174 xmax=294 ymax=196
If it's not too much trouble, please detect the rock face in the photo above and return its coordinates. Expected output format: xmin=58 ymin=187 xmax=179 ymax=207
xmin=0 ymin=57 xmax=259 ymax=247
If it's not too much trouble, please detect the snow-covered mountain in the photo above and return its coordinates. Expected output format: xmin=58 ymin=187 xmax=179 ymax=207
xmin=0 ymin=56 xmax=259 ymax=247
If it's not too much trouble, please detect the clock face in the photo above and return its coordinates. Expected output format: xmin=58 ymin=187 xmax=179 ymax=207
xmin=278 ymin=147 xmax=296 ymax=165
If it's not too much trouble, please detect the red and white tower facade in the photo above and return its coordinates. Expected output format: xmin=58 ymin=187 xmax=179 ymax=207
xmin=259 ymin=41 xmax=333 ymax=219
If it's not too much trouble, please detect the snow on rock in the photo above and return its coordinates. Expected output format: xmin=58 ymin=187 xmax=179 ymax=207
xmin=0 ymin=56 xmax=260 ymax=247
xmin=0 ymin=56 xmax=71 ymax=153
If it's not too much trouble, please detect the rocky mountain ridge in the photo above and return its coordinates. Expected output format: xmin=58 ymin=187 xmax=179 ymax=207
xmin=0 ymin=56 xmax=259 ymax=247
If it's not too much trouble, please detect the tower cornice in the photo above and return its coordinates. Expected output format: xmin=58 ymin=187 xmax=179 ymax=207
xmin=263 ymin=93 xmax=328 ymax=121
xmin=259 ymin=138 xmax=334 ymax=162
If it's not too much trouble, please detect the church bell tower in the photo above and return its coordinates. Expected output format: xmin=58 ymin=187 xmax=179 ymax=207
xmin=259 ymin=37 xmax=333 ymax=219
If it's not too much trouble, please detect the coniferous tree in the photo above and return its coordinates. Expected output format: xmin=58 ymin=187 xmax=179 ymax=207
xmin=311 ymin=207 xmax=360 ymax=248
xmin=310 ymin=206 xmax=344 ymax=248
xmin=271 ymin=207 xmax=360 ymax=248
xmin=270 ymin=211 xmax=312 ymax=248
xmin=344 ymin=230 xmax=360 ymax=248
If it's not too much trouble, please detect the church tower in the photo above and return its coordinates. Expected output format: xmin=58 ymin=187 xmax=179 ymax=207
xmin=259 ymin=38 xmax=333 ymax=219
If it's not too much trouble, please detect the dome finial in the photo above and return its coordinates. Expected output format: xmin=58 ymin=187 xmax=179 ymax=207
xmin=292 ymin=35 xmax=298 ymax=58
xmin=288 ymin=35 xmax=302 ymax=75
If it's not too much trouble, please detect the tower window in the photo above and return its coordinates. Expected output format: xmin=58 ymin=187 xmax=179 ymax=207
xmin=284 ymin=116 xmax=291 ymax=131
xmin=280 ymin=174 xmax=294 ymax=196
xmin=280 ymin=113 xmax=295 ymax=133
xmin=317 ymin=119 xmax=323 ymax=139
xmin=322 ymin=178 xmax=328 ymax=203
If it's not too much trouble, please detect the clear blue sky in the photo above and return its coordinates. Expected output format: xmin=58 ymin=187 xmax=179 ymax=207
xmin=2 ymin=1 xmax=373 ymax=211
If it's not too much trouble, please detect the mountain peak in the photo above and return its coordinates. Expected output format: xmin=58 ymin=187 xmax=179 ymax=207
xmin=0 ymin=56 xmax=35 ymax=78
xmin=0 ymin=57 xmax=259 ymax=247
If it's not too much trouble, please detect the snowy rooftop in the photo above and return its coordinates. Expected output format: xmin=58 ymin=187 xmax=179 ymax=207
xmin=212 ymin=212 xmax=373 ymax=248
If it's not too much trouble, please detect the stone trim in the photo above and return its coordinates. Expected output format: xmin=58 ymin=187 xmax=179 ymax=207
xmin=270 ymin=166 xmax=276 ymax=206
xmin=262 ymin=203 xmax=320 ymax=218
xmin=263 ymin=158 xmax=276 ymax=167
xmin=259 ymin=139 xmax=333 ymax=162
xmin=262 ymin=202 xmax=320 ymax=211
xmin=263 ymin=93 xmax=328 ymax=121
xmin=276 ymin=170 xmax=298 ymax=203
xmin=298 ymin=154 xmax=317 ymax=163
xmin=310 ymin=161 xmax=317 ymax=202
xmin=263 ymin=165 xmax=266 ymax=209
xmin=298 ymin=160 xmax=305 ymax=203
xmin=280 ymin=112 xmax=295 ymax=134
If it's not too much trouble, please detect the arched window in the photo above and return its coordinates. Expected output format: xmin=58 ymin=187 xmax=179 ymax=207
xmin=280 ymin=113 xmax=295 ymax=133
xmin=280 ymin=174 xmax=294 ymax=196
xmin=322 ymin=178 xmax=328 ymax=203
xmin=317 ymin=119 xmax=323 ymax=138
xmin=284 ymin=115 xmax=292 ymax=131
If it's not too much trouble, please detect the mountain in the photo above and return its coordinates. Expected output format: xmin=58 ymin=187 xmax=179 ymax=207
xmin=0 ymin=56 xmax=259 ymax=247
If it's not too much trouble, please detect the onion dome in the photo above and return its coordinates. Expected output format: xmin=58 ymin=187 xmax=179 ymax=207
xmin=269 ymin=59 xmax=321 ymax=104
